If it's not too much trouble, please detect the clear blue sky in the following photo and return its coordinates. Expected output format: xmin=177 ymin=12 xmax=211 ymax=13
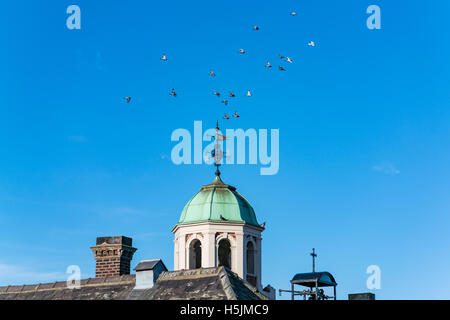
xmin=1 ymin=0 xmax=449 ymax=299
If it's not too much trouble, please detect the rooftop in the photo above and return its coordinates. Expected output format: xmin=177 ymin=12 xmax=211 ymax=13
xmin=0 ymin=267 xmax=268 ymax=300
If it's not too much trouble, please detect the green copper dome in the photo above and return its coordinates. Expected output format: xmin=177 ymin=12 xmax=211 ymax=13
xmin=177 ymin=174 xmax=260 ymax=227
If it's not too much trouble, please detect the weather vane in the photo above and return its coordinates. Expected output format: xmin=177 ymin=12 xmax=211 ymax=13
xmin=210 ymin=120 xmax=228 ymax=176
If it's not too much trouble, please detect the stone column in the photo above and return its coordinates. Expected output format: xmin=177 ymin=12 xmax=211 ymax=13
xmin=173 ymin=235 xmax=179 ymax=270
xmin=235 ymin=232 xmax=245 ymax=279
xmin=256 ymin=235 xmax=263 ymax=291
xmin=204 ymin=232 xmax=216 ymax=268
xmin=178 ymin=232 xmax=186 ymax=270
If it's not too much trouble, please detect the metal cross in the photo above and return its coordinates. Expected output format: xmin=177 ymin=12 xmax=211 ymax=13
xmin=311 ymin=248 xmax=317 ymax=272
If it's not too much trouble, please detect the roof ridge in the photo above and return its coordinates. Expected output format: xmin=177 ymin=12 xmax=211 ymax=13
xmin=157 ymin=267 xmax=222 ymax=281
xmin=218 ymin=267 xmax=238 ymax=300
xmin=220 ymin=267 xmax=269 ymax=300
xmin=0 ymin=274 xmax=136 ymax=294
xmin=139 ymin=259 xmax=161 ymax=262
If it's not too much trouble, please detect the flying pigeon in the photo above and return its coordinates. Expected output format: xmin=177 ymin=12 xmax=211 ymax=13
xmin=124 ymin=97 xmax=131 ymax=103
xmin=169 ymin=88 xmax=177 ymax=97
xmin=279 ymin=54 xmax=285 ymax=59
xmin=221 ymin=100 xmax=228 ymax=106
xmin=264 ymin=61 xmax=272 ymax=68
xmin=253 ymin=26 xmax=259 ymax=31
xmin=308 ymin=41 xmax=315 ymax=47
xmin=279 ymin=66 xmax=286 ymax=71
xmin=209 ymin=70 xmax=216 ymax=77
xmin=246 ymin=90 xmax=252 ymax=97
xmin=233 ymin=112 xmax=240 ymax=118
xmin=239 ymin=48 xmax=246 ymax=54
xmin=223 ymin=113 xmax=230 ymax=120
xmin=213 ymin=91 xmax=220 ymax=97
xmin=229 ymin=91 xmax=236 ymax=98
xmin=160 ymin=54 xmax=168 ymax=61
xmin=290 ymin=12 xmax=297 ymax=16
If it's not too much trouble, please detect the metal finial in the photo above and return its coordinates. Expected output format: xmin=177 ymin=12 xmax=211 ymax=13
xmin=214 ymin=120 xmax=221 ymax=176
xmin=210 ymin=120 xmax=228 ymax=178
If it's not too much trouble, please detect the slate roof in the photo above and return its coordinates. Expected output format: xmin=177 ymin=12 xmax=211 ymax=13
xmin=133 ymin=259 xmax=167 ymax=271
xmin=0 ymin=267 xmax=268 ymax=300
xmin=132 ymin=267 xmax=268 ymax=300
xmin=0 ymin=274 xmax=136 ymax=300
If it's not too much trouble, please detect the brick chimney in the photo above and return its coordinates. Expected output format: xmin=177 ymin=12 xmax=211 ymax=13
xmin=91 ymin=236 xmax=137 ymax=277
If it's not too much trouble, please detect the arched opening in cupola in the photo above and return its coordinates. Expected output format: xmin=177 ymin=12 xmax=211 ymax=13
xmin=189 ymin=239 xmax=202 ymax=269
xmin=218 ymin=239 xmax=231 ymax=269
xmin=246 ymin=241 xmax=257 ymax=286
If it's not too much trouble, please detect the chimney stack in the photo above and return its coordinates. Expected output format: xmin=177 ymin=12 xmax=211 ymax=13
xmin=91 ymin=236 xmax=137 ymax=277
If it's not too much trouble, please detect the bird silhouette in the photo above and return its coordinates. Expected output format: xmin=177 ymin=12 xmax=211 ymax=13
xmin=253 ymin=26 xmax=259 ymax=31
xmin=233 ymin=112 xmax=240 ymax=118
xmin=265 ymin=61 xmax=272 ymax=68
xmin=290 ymin=12 xmax=297 ymax=16
xmin=239 ymin=48 xmax=246 ymax=54
xmin=160 ymin=54 xmax=168 ymax=61
xmin=286 ymin=57 xmax=293 ymax=63
xmin=124 ymin=97 xmax=131 ymax=103
xmin=221 ymin=100 xmax=228 ymax=106
xmin=223 ymin=113 xmax=230 ymax=120
xmin=213 ymin=91 xmax=220 ymax=97
xmin=220 ymin=215 xmax=228 ymax=221
xmin=246 ymin=90 xmax=252 ymax=97
xmin=279 ymin=54 xmax=285 ymax=59
xmin=279 ymin=66 xmax=286 ymax=71
xmin=169 ymin=88 xmax=177 ymax=97
xmin=260 ymin=222 xmax=266 ymax=228
xmin=308 ymin=41 xmax=315 ymax=47
xmin=229 ymin=91 xmax=236 ymax=98
xmin=209 ymin=70 xmax=216 ymax=77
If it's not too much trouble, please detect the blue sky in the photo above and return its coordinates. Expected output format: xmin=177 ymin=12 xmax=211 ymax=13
xmin=1 ymin=0 xmax=450 ymax=299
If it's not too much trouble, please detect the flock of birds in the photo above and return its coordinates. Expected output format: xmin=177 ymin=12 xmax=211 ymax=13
xmin=123 ymin=11 xmax=316 ymax=122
